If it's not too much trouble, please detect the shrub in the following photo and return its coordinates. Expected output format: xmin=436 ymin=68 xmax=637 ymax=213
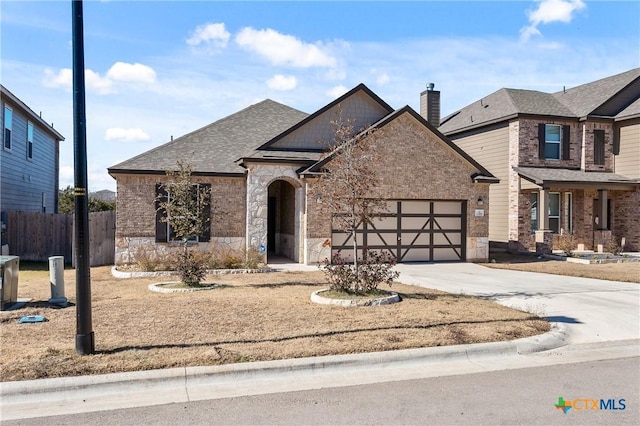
xmin=133 ymin=244 xmax=175 ymax=272
xmin=176 ymin=250 xmax=208 ymax=286
xmin=244 ymin=246 xmax=264 ymax=269
xmin=605 ymin=235 xmax=622 ymax=255
xmin=320 ymin=251 xmax=399 ymax=294
xmin=221 ymin=254 xmax=243 ymax=269
xmin=554 ymin=233 xmax=577 ymax=255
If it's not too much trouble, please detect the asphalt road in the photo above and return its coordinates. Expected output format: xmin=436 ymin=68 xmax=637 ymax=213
xmin=7 ymin=356 xmax=638 ymax=426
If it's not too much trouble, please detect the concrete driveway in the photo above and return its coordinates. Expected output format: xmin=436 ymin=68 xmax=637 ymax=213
xmin=394 ymin=262 xmax=640 ymax=344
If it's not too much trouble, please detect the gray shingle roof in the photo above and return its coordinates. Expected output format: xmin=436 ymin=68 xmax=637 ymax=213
xmin=553 ymin=68 xmax=640 ymax=117
xmin=108 ymin=100 xmax=308 ymax=175
xmin=616 ymin=96 xmax=640 ymax=120
xmin=439 ymin=68 xmax=640 ymax=135
xmin=515 ymin=166 xmax=640 ymax=187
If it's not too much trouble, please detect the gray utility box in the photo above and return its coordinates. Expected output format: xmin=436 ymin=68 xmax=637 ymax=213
xmin=1 ymin=255 xmax=19 ymax=310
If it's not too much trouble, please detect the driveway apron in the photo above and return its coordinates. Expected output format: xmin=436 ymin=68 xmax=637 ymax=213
xmin=394 ymin=262 xmax=640 ymax=344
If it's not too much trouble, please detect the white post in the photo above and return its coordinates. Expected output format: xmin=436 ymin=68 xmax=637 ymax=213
xmin=49 ymin=256 xmax=68 ymax=307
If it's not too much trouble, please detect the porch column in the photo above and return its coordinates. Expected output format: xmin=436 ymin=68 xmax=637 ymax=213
xmin=597 ymin=189 xmax=608 ymax=230
xmin=535 ymin=188 xmax=553 ymax=254
xmin=246 ymin=167 xmax=268 ymax=260
xmin=539 ymin=188 xmax=549 ymax=230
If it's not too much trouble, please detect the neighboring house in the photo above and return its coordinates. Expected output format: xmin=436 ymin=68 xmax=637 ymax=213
xmin=436 ymin=68 xmax=640 ymax=253
xmin=108 ymin=84 xmax=498 ymax=266
xmin=91 ymin=189 xmax=116 ymax=202
xmin=1 ymin=85 xmax=65 ymax=214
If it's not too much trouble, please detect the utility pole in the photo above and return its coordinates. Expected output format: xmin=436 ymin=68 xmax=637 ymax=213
xmin=72 ymin=0 xmax=94 ymax=355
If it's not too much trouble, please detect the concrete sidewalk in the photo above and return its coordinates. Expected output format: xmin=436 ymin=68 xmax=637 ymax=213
xmin=394 ymin=262 xmax=640 ymax=344
xmin=2 ymin=261 xmax=638 ymax=421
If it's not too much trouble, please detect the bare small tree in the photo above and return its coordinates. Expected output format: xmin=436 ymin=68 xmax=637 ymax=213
xmin=157 ymin=159 xmax=211 ymax=286
xmin=309 ymin=107 xmax=390 ymax=286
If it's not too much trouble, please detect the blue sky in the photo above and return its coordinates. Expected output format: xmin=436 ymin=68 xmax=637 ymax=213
xmin=2 ymin=0 xmax=638 ymax=192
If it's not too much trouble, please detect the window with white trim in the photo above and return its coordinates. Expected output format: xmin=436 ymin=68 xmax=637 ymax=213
xmin=548 ymin=192 xmax=560 ymax=233
xmin=27 ymin=121 xmax=34 ymax=160
xmin=3 ymin=106 xmax=12 ymax=151
xmin=531 ymin=192 xmax=538 ymax=233
xmin=544 ymin=125 xmax=561 ymax=160
xmin=564 ymin=192 xmax=573 ymax=233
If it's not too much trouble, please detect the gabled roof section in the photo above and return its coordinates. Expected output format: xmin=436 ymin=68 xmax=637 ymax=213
xmin=616 ymin=96 xmax=640 ymax=121
xmin=108 ymin=99 xmax=308 ymax=176
xmin=302 ymin=106 xmax=498 ymax=183
xmin=256 ymin=83 xmax=394 ymax=152
xmin=1 ymin=84 xmax=65 ymax=141
xmin=439 ymin=68 xmax=640 ymax=135
xmin=553 ymin=68 xmax=640 ymax=117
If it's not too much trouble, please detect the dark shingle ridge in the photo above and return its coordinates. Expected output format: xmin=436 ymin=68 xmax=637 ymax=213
xmin=109 ymin=99 xmax=309 ymax=175
xmin=439 ymin=68 xmax=640 ymax=135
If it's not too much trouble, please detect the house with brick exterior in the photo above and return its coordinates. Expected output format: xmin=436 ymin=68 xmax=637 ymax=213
xmin=435 ymin=68 xmax=640 ymax=253
xmin=108 ymin=84 xmax=498 ymax=266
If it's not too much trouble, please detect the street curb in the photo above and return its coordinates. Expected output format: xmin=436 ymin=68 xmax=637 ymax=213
xmin=0 ymin=323 xmax=568 ymax=400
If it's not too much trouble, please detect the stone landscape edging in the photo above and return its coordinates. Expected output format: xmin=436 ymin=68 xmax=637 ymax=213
xmin=310 ymin=288 xmax=400 ymax=307
xmin=148 ymin=282 xmax=220 ymax=293
xmin=111 ymin=266 xmax=273 ymax=279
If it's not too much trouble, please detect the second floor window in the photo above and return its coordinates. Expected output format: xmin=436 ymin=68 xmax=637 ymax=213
xmin=544 ymin=124 xmax=561 ymax=160
xmin=3 ymin=106 xmax=12 ymax=150
xmin=594 ymin=129 xmax=605 ymax=165
xmin=27 ymin=121 xmax=34 ymax=160
xmin=538 ymin=123 xmax=570 ymax=161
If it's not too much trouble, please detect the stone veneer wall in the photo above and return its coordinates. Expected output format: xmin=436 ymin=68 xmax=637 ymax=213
xmin=245 ymin=164 xmax=304 ymax=262
xmin=304 ymin=113 xmax=492 ymax=263
xmin=114 ymin=174 xmax=246 ymax=265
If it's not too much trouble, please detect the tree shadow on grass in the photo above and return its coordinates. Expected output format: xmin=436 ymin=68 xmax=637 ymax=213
xmin=241 ymin=281 xmax=326 ymax=289
xmin=97 ymin=316 xmax=546 ymax=355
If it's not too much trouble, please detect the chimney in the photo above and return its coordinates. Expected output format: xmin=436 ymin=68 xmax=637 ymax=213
xmin=420 ymin=82 xmax=440 ymax=127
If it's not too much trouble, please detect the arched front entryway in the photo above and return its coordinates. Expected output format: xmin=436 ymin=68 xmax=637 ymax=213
xmin=267 ymin=179 xmax=297 ymax=261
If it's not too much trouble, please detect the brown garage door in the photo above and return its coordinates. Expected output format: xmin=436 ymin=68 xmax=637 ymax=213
xmin=331 ymin=200 xmax=466 ymax=262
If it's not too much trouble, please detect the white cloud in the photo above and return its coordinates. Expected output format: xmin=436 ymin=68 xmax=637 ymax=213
xmin=266 ymin=74 xmax=297 ymax=91
xmin=235 ymin=27 xmax=337 ymax=68
xmin=326 ymin=85 xmax=348 ymax=99
xmin=43 ymin=68 xmax=72 ymax=89
xmin=187 ymin=22 xmax=230 ymax=50
xmin=43 ymin=67 xmax=114 ymax=94
xmin=375 ymin=72 xmax=390 ymax=85
xmin=521 ymin=0 xmax=586 ymax=41
xmin=106 ymin=62 xmax=156 ymax=84
xmin=42 ymin=62 xmax=155 ymax=95
xmin=104 ymin=127 xmax=150 ymax=142
xmin=85 ymin=69 xmax=115 ymax=94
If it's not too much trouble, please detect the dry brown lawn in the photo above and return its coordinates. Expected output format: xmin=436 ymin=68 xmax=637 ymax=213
xmin=482 ymin=252 xmax=640 ymax=283
xmin=0 ymin=264 xmax=549 ymax=382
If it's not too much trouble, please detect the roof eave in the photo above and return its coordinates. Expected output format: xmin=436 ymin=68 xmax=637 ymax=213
xmin=1 ymin=84 xmax=66 ymax=141
xmin=107 ymin=168 xmax=246 ymax=178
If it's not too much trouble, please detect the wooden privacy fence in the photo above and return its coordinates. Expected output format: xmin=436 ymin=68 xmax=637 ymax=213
xmin=3 ymin=210 xmax=115 ymax=266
